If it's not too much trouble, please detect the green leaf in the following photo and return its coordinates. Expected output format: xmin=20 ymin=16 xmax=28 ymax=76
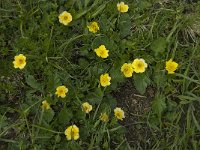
xmin=79 ymin=125 xmax=90 ymax=140
xmin=167 ymin=99 xmax=177 ymax=112
xmin=92 ymin=35 xmax=112 ymax=51
xmin=74 ymin=109 xmax=86 ymax=121
xmin=110 ymin=65 xmax=124 ymax=83
xmin=133 ymin=74 xmax=150 ymax=95
xmin=0 ymin=115 xmax=8 ymax=130
xmin=87 ymin=88 xmax=103 ymax=105
xmin=119 ymin=13 xmax=132 ymax=38
xmin=152 ymin=94 xmax=166 ymax=121
xmin=43 ymin=109 xmax=55 ymax=123
xmin=109 ymin=61 xmax=125 ymax=90
xmin=62 ymin=141 xmax=83 ymax=150
xmin=104 ymin=94 xmax=117 ymax=109
xmin=165 ymin=112 xmax=177 ymax=122
xmin=99 ymin=14 xmax=110 ymax=32
xmin=91 ymin=2 xmax=107 ymax=18
xmin=138 ymin=0 xmax=152 ymax=9
xmin=153 ymin=65 xmax=167 ymax=88
xmin=46 ymin=72 xmax=61 ymax=93
xmin=78 ymin=58 xmax=89 ymax=68
xmin=150 ymin=37 xmax=167 ymax=55
xmin=57 ymin=108 xmax=73 ymax=125
xmin=148 ymin=114 xmax=160 ymax=129
xmin=26 ymin=75 xmax=43 ymax=91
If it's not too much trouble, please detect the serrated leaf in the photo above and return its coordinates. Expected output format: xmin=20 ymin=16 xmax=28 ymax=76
xmin=92 ymin=35 xmax=113 ymax=51
xmin=26 ymin=75 xmax=43 ymax=91
xmin=91 ymin=3 xmax=107 ymax=18
xmin=109 ymin=61 xmax=125 ymax=90
xmin=79 ymin=125 xmax=90 ymax=140
xmin=46 ymin=72 xmax=61 ymax=92
xmin=43 ymin=109 xmax=55 ymax=123
xmin=165 ymin=112 xmax=176 ymax=122
xmin=0 ymin=115 xmax=8 ymax=129
xmin=152 ymin=94 xmax=166 ymax=121
xmin=57 ymin=108 xmax=73 ymax=125
xmin=62 ymin=141 xmax=83 ymax=150
xmin=74 ymin=109 xmax=86 ymax=121
xmin=133 ymin=74 xmax=150 ymax=95
xmin=110 ymin=67 xmax=124 ymax=83
xmin=119 ymin=13 xmax=132 ymax=38
xmin=150 ymin=37 xmax=167 ymax=55
xmin=138 ymin=1 xmax=152 ymax=9
xmin=78 ymin=58 xmax=89 ymax=68
xmin=87 ymin=88 xmax=103 ymax=105
xmin=104 ymin=95 xmax=117 ymax=109
xmin=99 ymin=14 xmax=110 ymax=32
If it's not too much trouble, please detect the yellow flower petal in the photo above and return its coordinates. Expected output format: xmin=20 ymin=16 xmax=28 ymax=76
xmin=65 ymin=125 xmax=79 ymax=140
xmin=114 ymin=107 xmax=125 ymax=121
xmin=94 ymin=45 xmax=109 ymax=58
xmin=82 ymin=102 xmax=93 ymax=113
xmin=87 ymin=21 xmax=100 ymax=33
xmin=41 ymin=100 xmax=51 ymax=110
xmin=100 ymin=73 xmax=111 ymax=87
xmin=100 ymin=112 xmax=109 ymax=122
xmin=117 ymin=2 xmax=129 ymax=13
xmin=121 ymin=63 xmax=134 ymax=77
xmin=58 ymin=11 xmax=72 ymax=25
xmin=132 ymin=58 xmax=148 ymax=73
xmin=55 ymin=86 xmax=68 ymax=98
xmin=13 ymin=54 xmax=26 ymax=69
xmin=165 ymin=59 xmax=178 ymax=74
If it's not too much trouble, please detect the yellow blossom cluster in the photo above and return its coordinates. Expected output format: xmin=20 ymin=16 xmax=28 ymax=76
xmin=65 ymin=125 xmax=79 ymax=140
xmin=13 ymin=54 xmax=26 ymax=69
xmin=82 ymin=102 xmax=93 ymax=113
xmin=12 ymin=1 xmax=180 ymax=143
xmin=94 ymin=45 xmax=109 ymax=59
xmin=117 ymin=2 xmax=129 ymax=13
xmin=87 ymin=21 xmax=100 ymax=33
xmin=121 ymin=58 xmax=148 ymax=77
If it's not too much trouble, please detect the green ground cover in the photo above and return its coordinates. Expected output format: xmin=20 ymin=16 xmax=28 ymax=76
xmin=0 ymin=0 xmax=200 ymax=149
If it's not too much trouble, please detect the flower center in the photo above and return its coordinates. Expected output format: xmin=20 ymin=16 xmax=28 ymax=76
xmin=100 ymin=50 xmax=105 ymax=55
xmin=102 ymin=77 xmax=107 ymax=83
xmin=84 ymin=106 xmax=89 ymax=110
xmin=92 ymin=24 xmax=97 ymax=30
xmin=71 ymin=130 xmax=75 ymax=138
xmin=169 ymin=64 xmax=175 ymax=70
xmin=18 ymin=59 xmax=24 ymax=64
xmin=124 ymin=67 xmax=129 ymax=73
xmin=137 ymin=62 xmax=143 ymax=68
xmin=59 ymin=89 xmax=64 ymax=94
xmin=64 ymin=16 xmax=68 ymax=20
xmin=116 ymin=112 xmax=121 ymax=117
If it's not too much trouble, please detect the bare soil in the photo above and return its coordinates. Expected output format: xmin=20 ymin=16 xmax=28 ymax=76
xmin=112 ymin=80 xmax=155 ymax=147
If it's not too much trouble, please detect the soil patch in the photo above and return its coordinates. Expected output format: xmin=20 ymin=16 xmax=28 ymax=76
xmin=112 ymin=80 xmax=155 ymax=147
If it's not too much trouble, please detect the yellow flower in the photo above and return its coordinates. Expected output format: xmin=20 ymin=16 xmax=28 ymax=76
xmin=41 ymin=100 xmax=51 ymax=110
xmin=65 ymin=125 xmax=79 ymax=140
xmin=58 ymin=11 xmax=72 ymax=25
xmin=117 ymin=2 xmax=129 ymax=13
xmin=132 ymin=58 xmax=148 ymax=73
xmin=55 ymin=86 xmax=68 ymax=98
xmin=100 ymin=73 xmax=111 ymax=87
xmin=114 ymin=107 xmax=125 ymax=121
xmin=94 ymin=45 xmax=109 ymax=58
xmin=87 ymin=21 xmax=100 ymax=33
xmin=82 ymin=102 xmax=92 ymax=113
xmin=121 ymin=63 xmax=134 ymax=77
xmin=13 ymin=54 xmax=26 ymax=69
xmin=165 ymin=59 xmax=178 ymax=74
xmin=100 ymin=112 xmax=109 ymax=122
